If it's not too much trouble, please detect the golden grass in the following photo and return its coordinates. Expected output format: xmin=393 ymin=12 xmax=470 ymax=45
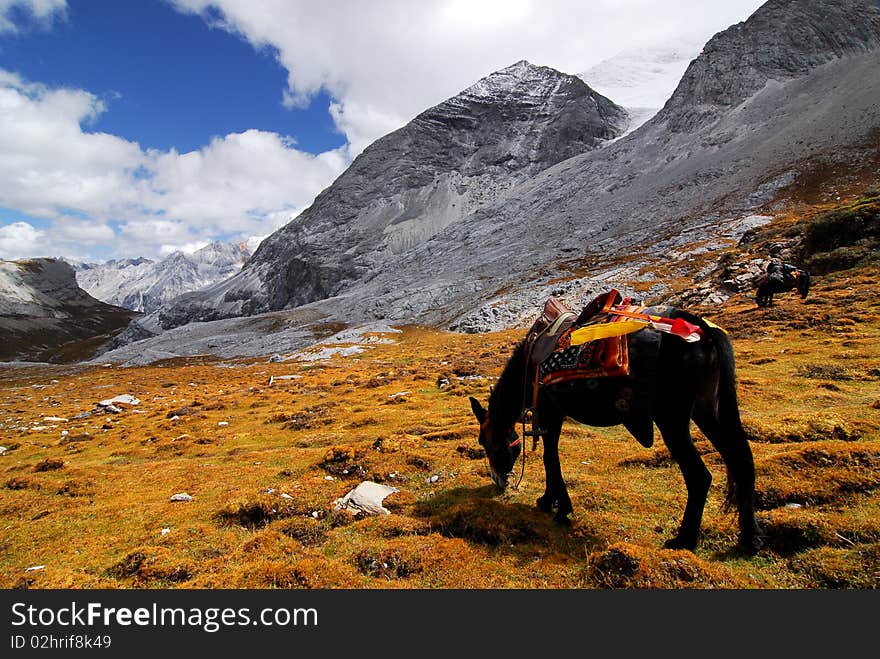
xmin=2 ymin=202 xmax=879 ymax=589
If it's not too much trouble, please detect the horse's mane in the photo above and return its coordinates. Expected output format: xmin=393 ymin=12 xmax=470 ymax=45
xmin=488 ymin=340 xmax=528 ymax=430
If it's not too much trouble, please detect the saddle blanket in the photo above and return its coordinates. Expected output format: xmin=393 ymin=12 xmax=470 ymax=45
xmin=538 ymin=302 xmax=647 ymax=386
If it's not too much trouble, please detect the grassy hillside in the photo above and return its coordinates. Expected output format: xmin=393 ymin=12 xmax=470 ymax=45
xmin=1 ymin=194 xmax=878 ymax=589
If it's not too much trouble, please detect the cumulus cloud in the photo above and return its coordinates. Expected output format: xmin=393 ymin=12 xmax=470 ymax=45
xmin=0 ymin=0 xmax=66 ymax=33
xmin=0 ymin=220 xmax=45 ymax=259
xmin=0 ymin=69 xmax=348 ymax=261
xmin=170 ymin=0 xmax=765 ymax=156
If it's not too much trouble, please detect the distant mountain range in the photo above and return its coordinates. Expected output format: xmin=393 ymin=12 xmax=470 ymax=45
xmin=72 ymin=241 xmax=251 ymax=313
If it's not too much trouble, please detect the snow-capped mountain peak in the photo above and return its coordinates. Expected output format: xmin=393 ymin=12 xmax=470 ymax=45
xmin=73 ymin=241 xmax=250 ymax=313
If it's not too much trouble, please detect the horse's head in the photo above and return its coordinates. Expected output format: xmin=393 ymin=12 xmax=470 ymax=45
xmin=469 ymin=396 xmax=521 ymax=490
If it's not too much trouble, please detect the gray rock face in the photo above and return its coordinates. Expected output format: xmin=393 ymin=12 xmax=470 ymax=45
xmin=0 ymin=259 xmax=138 ymax=362
xmin=74 ymin=241 xmax=250 ymax=313
xmin=155 ymin=61 xmax=627 ymax=329
xmin=661 ymin=0 xmax=880 ymax=132
xmin=100 ymin=0 xmax=880 ymax=364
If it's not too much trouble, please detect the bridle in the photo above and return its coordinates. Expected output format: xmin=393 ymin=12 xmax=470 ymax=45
xmin=481 ymin=414 xmax=527 ymax=489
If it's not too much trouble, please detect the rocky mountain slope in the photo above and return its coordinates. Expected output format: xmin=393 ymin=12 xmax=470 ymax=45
xmin=154 ymin=61 xmax=628 ymax=328
xmin=100 ymin=0 xmax=880 ymax=364
xmin=73 ymin=241 xmax=250 ymax=313
xmin=0 ymin=259 xmax=138 ymax=362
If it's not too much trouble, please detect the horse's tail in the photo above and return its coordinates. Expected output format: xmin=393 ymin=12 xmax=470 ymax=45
xmin=708 ymin=325 xmax=749 ymax=514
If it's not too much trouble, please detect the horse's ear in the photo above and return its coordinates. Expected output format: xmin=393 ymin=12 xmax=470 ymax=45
xmin=469 ymin=396 xmax=486 ymax=424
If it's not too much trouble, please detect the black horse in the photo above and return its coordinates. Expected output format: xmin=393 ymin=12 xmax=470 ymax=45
xmin=755 ymin=266 xmax=810 ymax=307
xmin=469 ymin=304 xmax=761 ymax=553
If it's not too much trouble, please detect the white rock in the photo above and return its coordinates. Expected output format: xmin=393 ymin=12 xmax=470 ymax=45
xmin=280 ymin=493 xmax=294 ymax=500
xmin=98 ymin=395 xmax=141 ymax=407
xmin=428 ymin=475 xmax=440 ymax=483
xmin=160 ymin=528 xmax=171 ymax=536
xmin=0 ymin=447 xmax=7 ymax=455
xmin=324 ymin=475 xmax=334 ymax=481
xmin=784 ymin=502 xmax=803 ymax=509
xmin=170 ymin=493 xmax=193 ymax=502
xmin=43 ymin=416 xmax=68 ymax=422
xmin=218 ymin=421 xmax=229 ymax=427
xmin=333 ymin=481 xmax=400 ymax=516
xmin=25 ymin=565 xmax=45 ymax=572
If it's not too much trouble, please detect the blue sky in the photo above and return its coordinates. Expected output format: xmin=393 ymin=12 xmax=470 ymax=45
xmin=0 ymin=0 xmax=764 ymax=262
xmin=2 ymin=0 xmax=344 ymax=154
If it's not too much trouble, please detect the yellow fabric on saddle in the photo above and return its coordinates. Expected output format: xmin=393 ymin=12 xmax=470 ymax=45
xmin=569 ymin=319 xmax=648 ymax=345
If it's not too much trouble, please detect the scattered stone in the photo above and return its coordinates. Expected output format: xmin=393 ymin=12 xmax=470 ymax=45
xmin=98 ymin=395 xmax=141 ymax=407
xmin=170 ymin=493 xmax=193 ymax=502
xmin=333 ymin=481 xmax=400 ymax=516
xmin=268 ymin=374 xmax=302 ymax=386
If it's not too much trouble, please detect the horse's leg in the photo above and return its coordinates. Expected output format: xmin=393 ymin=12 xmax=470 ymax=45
xmin=694 ymin=411 xmax=761 ymax=553
xmin=655 ymin=413 xmax=712 ymax=551
xmin=535 ymin=412 xmax=571 ymax=524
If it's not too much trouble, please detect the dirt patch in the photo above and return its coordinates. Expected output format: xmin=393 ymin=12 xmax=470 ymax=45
xmin=355 ymin=549 xmax=423 ymax=579
xmin=107 ymin=547 xmax=193 ymax=583
xmin=33 ymin=458 xmax=64 ymax=472
xmin=278 ymin=517 xmax=328 ymax=547
xmin=216 ymin=496 xmax=299 ymax=529
xmin=456 ymin=445 xmax=486 ymax=460
xmin=320 ymin=445 xmax=368 ymax=479
xmin=586 ymin=543 xmax=747 ymax=588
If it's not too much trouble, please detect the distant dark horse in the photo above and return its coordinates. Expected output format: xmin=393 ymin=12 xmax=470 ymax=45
xmin=755 ymin=267 xmax=810 ymax=308
xmin=469 ymin=305 xmax=761 ymax=553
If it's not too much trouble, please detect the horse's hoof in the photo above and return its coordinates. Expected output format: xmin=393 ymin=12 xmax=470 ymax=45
xmin=664 ymin=536 xmax=697 ymax=551
xmin=536 ymin=496 xmax=554 ymax=513
xmin=738 ymin=533 xmax=763 ymax=555
xmin=553 ymin=513 xmax=571 ymax=526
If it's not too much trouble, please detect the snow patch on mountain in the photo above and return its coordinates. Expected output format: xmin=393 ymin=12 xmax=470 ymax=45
xmin=579 ymin=37 xmax=705 ymax=132
xmin=74 ymin=241 xmax=250 ymax=313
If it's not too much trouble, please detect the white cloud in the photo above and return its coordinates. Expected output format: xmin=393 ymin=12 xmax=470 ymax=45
xmin=159 ymin=240 xmax=209 ymax=257
xmin=0 ymin=0 xmax=66 ymax=33
xmin=0 ymin=69 xmax=348 ymax=261
xmin=0 ymin=221 xmax=45 ymax=259
xmin=170 ymin=0 xmax=765 ymax=156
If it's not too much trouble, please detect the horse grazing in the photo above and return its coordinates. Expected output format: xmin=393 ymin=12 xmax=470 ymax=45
xmin=755 ymin=266 xmax=810 ymax=307
xmin=469 ymin=299 xmax=761 ymax=553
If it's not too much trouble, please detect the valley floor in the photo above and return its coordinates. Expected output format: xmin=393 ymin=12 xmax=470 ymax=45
xmin=1 ymin=262 xmax=879 ymax=589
